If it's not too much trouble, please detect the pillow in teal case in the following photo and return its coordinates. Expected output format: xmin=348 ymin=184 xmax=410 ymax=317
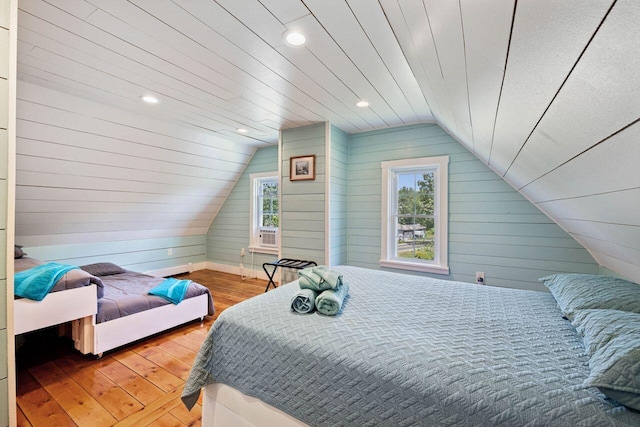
xmin=539 ymin=274 xmax=640 ymax=320
xmin=572 ymin=309 xmax=640 ymax=411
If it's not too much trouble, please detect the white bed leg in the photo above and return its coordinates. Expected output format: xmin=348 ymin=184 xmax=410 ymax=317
xmin=72 ymin=315 xmax=95 ymax=355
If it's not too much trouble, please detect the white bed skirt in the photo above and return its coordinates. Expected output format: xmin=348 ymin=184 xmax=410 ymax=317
xmin=202 ymin=383 xmax=308 ymax=427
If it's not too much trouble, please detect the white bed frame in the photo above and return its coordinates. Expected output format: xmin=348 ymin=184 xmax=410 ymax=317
xmin=202 ymin=383 xmax=308 ymax=427
xmin=14 ymin=285 xmax=98 ymax=335
xmin=72 ymin=293 xmax=210 ymax=356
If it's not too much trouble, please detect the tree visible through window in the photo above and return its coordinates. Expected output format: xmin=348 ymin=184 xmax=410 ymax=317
xmin=381 ymin=156 xmax=449 ymax=274
xmin=396 ymin=171 xmax=435 ymax=261
xmin=250 ymin=172 xmax=279 ymax=253
xmin=259 ymin=180 xmax=279 ymax=228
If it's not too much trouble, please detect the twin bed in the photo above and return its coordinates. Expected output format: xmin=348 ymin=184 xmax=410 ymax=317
xmin=14 ymin=255 xmax=213 ymax=356
xmin=183 ymin=266 xmax=640 ymax=426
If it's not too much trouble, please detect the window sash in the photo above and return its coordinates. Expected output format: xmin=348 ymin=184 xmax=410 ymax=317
xmin=250 ymin=173 xmax=279 ymax=253
xmin=391 ymin=168 xmax=438 ymax=263
xmin=380 ymin=156 xmax=449 ymax=275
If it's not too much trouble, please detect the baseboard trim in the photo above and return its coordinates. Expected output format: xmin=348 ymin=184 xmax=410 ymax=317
xmin=144 ymin=261 xmax=276 ymax=282
xmin=205 ymin=261 xmax=274 ymax=282
xmin=145 ymin=261 xmax=207 ymax=278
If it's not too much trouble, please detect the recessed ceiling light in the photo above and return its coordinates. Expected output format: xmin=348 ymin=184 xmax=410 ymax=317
xmin=237 ymin=128 xmax=248 ymax=133
xmin=283 ymin=30 xmax=306 ymax=46
xmin=141 ymin=95 xmax=159 ymax=104
xmin=356 ymin=100 xmax=369 ymax=108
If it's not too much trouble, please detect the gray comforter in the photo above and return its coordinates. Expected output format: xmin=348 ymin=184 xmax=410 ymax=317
xmin=14 ymin=257 xmax=104 ymax=298
xmin=182 ymin=266 xmax=640 ymax=426
xmin=97 ymin=272 xmax=214 ymax=323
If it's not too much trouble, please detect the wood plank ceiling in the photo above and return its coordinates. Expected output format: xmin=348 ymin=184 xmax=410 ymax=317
xmin=14 ymin=0 xmax=640 ymax=282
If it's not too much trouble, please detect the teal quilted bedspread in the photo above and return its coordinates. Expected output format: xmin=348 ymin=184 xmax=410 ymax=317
xmin=183 ymin=266 xmax=640 ymax=426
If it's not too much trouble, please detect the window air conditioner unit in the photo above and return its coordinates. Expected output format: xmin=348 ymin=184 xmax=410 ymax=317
xmin=260 ymin=229 xmax=277 ymax=247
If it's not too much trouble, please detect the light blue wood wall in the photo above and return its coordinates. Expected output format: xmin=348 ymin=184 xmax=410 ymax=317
xmin=206 ymin=122 xmax=599 ymax=292
xmin=23 ymin=235 xmax=206 ymax=273
xmin=347 ymin=123 xmax=599 ymax=291
xmin=329 ymin=125 xmax=348 ymax=266
xmin=600 ymin=266 xmax=633 ymax=281
xmin=280 ymin=124 xmax=326 ymax=264
xmin=206 ymin=146 xmax=279 ymax=269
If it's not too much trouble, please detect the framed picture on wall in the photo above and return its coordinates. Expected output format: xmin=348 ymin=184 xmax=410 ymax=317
xmin=290 ymin=155 xmax=316 ymax=181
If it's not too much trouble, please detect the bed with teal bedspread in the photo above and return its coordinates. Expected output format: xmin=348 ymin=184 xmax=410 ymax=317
xmin=183 ymin=266 xmax=640 ymax=426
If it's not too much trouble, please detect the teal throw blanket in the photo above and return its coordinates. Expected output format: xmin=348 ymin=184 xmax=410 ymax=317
xmin=149 ymin=278 xmax=192 ymax=305
xmin=299 ymin=266 xmax=343 ymax=291
xmin=316 ymin=282 xmax=350 ymax=316
xmin=15 ymin=262 xmax=80 ymax=301
xmin=291 ymin=288 xmax=318 ymax=314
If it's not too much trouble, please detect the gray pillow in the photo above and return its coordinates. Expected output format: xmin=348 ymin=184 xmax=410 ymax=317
xmin=14 ymin=245 xmax=25 ymax=259
xmin=572 ymin=309 xmax=640 ymax=411
xmin=539 ymin=274 xmax=640 ymax=320
xmin=80 ymin=262 xmax=127 ymax=277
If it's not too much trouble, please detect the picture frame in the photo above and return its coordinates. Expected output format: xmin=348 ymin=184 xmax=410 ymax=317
xmin=290 ymin=155 xmax=316 ymax=181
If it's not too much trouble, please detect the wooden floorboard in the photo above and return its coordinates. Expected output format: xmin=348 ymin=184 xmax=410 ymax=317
xmin=15 ymin=270 xmax=267 ymax=427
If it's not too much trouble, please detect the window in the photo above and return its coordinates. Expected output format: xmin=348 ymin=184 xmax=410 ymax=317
xmin=380 ymin=156 xmax=449 ymax=274
xmin=249 ymin=172 xmax=279 ymax=254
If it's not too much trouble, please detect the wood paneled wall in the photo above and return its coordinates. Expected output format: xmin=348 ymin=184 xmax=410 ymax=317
xmin=280 ymin=124 xmax=326 ymax=265
xmin=14 ymin=81 xmax=254 ymax=248
xmin=347 ymin=124 xmax=599 ymax=291
xmin=329 ymin=125 xmax=348 ymax=266
xmin=23 ymin=235 xmax=206 ymax=274
xmin=206 ymin=146 xmax=279 ymax=274
xmin=207 ymin=122 xmax=600 ymax=292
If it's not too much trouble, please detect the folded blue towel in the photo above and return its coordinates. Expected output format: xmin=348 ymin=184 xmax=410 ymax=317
xmin=15 ymin=262 xmax=80 ymax=301
xmin=298 ymin=265 xmax=343 ymax=291
xmin=313 ymin=266 xmax=343 ymax=290
xmin=291 ymin=288 xmax=318 ymax=314
xmin=149 ymin=278 xmax=192 ymax=304
xmin=298 ymin=267 xmax=325 ymax=291
xmin=316 ymin=282 xmax=350 ymax=316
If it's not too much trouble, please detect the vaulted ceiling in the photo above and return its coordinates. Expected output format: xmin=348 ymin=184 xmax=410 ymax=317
xmin=15 ymin=0 xmax=640 ymax=282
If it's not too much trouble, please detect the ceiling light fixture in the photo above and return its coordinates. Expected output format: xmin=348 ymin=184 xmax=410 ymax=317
xmin=237 ymin=128 xmax=248 ymax=133
xmin=356 ymin=100 xmax=369 ymax=108
xmin=141 ymin=95 xmax=159 ymax=104
xmin=283 ymin=30 xmax=306 ymax=46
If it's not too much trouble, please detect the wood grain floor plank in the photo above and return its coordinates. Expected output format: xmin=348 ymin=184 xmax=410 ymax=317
xmin=97 ymin=357 xmax=165 ymax=406
xmin=111 ymin=350 xmax=184 ymax=393
xmin=134 ymin=345 xmax=193 ymax=381
xmin=16 ymin=405 xmax=33 ymax=427
xmin=55 ymin=358 xmax=144 ymax=420
xmin=144 ymin=412 xmax=185 ymax=427
xmin=16 ymin=370 xmax=75 ymax=427
xmin=153 ymin=340 xmax=199 ymax=365
xmin=170 ymin=401 xmax=202 ymax=426
xmin=112 ymin=388 xmax=182 ymax=427
xmin=29 ymin=362 xmax=117 ymax=426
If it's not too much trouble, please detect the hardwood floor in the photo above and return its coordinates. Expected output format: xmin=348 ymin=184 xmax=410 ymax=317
xmin=15 ymin=270 xmax=267 ymax=427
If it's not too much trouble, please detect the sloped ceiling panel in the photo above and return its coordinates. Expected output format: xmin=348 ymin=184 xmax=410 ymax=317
xmin=15 ymin=80 xmax=254 ymax=246
xmin=14 ymin=0 xmax=640 ymax=282
xmin=384 ymin=0 xmax=640 ymax=282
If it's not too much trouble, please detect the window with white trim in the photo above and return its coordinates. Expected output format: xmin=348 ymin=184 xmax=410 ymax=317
xmin=380 ymin=156 xmax=449 ymax=274
xmin=249 ymin=172 xmax=279 ymax=254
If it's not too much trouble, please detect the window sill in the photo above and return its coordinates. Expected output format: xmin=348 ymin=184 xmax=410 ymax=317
xmin=379 ymin=259 xmax=449 ymax=275
xmin=249 ymin=246 xmax=279 ymax=255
